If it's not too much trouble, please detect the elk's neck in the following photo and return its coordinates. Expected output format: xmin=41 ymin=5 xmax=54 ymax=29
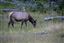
xmin=29 ymin=16 xmax=34 ymax=24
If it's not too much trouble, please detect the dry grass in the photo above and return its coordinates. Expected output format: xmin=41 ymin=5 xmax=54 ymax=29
xmin=0 ymin=12 xmax=64 ymax=43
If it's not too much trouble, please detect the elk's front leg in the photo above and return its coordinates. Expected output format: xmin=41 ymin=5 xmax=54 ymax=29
xmin=8 ymin=21 xmax=11 ymax=28
xmin=25 ymin=22 xmax=27 ymax=27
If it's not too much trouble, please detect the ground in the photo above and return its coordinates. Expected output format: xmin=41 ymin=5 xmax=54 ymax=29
xmin=0 ymin=12 xmax=64 ymax=43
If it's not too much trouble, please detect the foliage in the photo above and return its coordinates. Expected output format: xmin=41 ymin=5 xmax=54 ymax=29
xmin=58 ymin=0 xmax=64 ymax=15
xmin=5 ymin=0 xmax=12 ymax=2
xmin=0 ymin=3 xmax=15 ymax=9
xmin=0 ymin=0 xmax=64 ymax=15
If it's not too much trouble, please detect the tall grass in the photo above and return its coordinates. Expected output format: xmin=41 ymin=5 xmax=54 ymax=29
xmin=0 ymin=12 xmax=64 ymax=43
xmin=0 ymin=12 xmax=63 ymax=33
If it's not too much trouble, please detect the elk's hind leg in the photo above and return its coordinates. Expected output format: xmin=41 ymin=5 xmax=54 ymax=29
xmin=8 ymin=21 xmax=14 ymax=28
xmin=8 ymin=21 xmax=11 ymax=28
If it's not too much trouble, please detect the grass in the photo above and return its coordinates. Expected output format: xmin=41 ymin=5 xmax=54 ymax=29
xmin=0 ymin=12 xmax=64 ymax=43
xmin=0 ymin=12 xmax=45 ymax=32
xmin=0 ymin=30 xmax=64 ymax=43
xmin=0 ymin=12 xmax=64 ymax=32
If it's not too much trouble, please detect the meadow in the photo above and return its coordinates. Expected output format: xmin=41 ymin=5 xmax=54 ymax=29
xmin=0 ymin=12 xmax=64 ymax=43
